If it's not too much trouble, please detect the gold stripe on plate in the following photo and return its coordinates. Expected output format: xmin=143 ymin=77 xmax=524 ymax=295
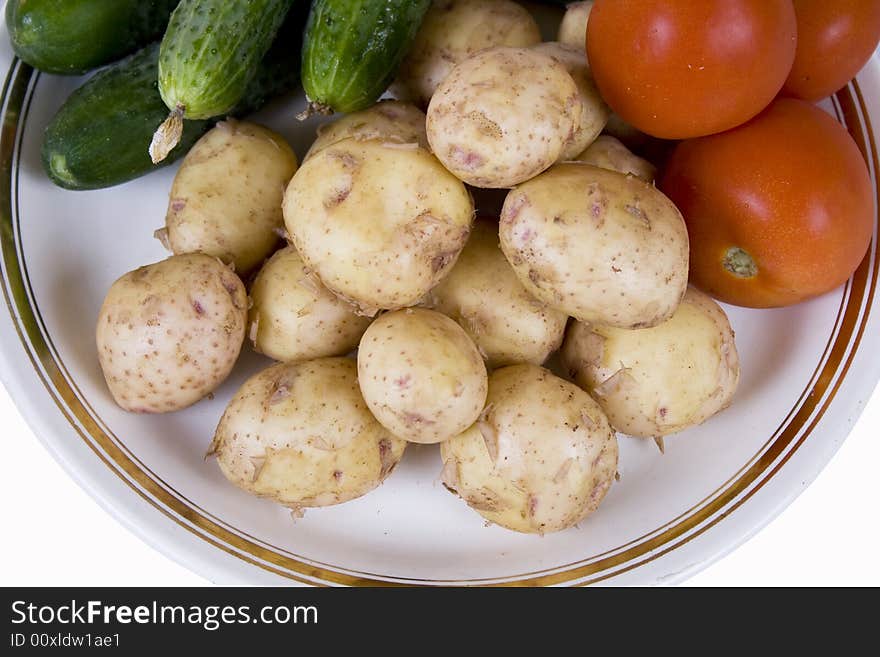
xmin=0 ymin=58 xmax=876 ymax=585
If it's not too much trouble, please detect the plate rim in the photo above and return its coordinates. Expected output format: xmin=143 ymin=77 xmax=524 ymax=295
xmin=2 ymin=49 xmax=878 ymax=585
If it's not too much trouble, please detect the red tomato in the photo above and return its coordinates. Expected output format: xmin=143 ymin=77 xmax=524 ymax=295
xmin=586 ymin=0 xmax=797 ymax=139
xmin=783 ymin=0 xmax=880 ymax=101
xmin=660 ymin=98 xmax=874 ymax=308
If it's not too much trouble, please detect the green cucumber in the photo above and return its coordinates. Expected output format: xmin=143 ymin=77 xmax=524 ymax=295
xmin=5 ymin=0 xmax=179 ymax=75
xmin=150 ymin=0 xmax=296 ymax=163
xmin=301 ymin=0 xmax=431 ymax=117
xmin=42 ymin=12 xmax=306 ymax=191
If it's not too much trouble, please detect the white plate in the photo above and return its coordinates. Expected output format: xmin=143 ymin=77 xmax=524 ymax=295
xmin=1 ymin=9 xmax=878 ymax=586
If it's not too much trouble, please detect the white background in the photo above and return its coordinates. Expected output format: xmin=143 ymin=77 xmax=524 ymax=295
xmin=0 ymin=380 xmax=878 ymax=587
xmin=2 ymin=6 xmax=878 ymax=592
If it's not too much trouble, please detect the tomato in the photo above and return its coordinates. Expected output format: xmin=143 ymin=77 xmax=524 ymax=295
xmin=783 ymin=0 xmax=880 ymax=101
xmin=586 ymin=0 xmax=797 ymax=139
xmin=660 ymin=99 xmax=874 ymax=308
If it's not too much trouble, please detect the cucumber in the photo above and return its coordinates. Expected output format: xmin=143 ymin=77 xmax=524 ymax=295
xmin=150 ymin=0 xmax=296 ymax=163
xmin=5 ymin=0 xmax=178 ymax=75
xmin=42 ymin=11 xmax=306 ymax=191
xmin=301 ymin=0 xmax=431 ymax=117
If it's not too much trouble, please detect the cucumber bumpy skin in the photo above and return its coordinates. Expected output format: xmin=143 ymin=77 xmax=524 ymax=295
xmin=300 ymin=0 xmax=431 ymax=118
xmin=44 ymin=44 xmax=209 ymax=191
xmin=42 ymin=10 xmax=306 ymax=191
xmin=5 ymin=0 xmax=178 ymax=75
xmin=150 ymin=0 xmax=295 ymax=163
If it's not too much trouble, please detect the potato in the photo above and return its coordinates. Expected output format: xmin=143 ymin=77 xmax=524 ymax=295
xmin=96 ymin=254 xmax=247 ymax=413
xmin=575 ymin=135 xmax=656 ymax=183
xmin=425 ymin=218 xmax=568 ymax=368
xmin=357 ymin=308 xmax=487 ymax=444
xmin=499 ymin=163 xmax=689 ymax=328
xmin=440 ymin=364 xmax=618 ymax=534
xmin=211 ymin=358 xmax=406 ymax=512
xmin=558 ymin=1 xmax=593 ymax=49
xmin=248 ymin=246 xmax=371 ymax=363
xmin=283 ymin=138 xmax=474 ymax=315
xmin=561 ymin=287 xmax=740 ymax=438
xmin=427 ymin=47 xmax=582 ymax=188
xmin=398 ymin=0 xmax=541 ymax=107
xmin=160 ymin=120 xmax=298 ymax=275
xmin=533 ymin=42 xmax=609 ymax=160
xmin=304 ymin=100 xmax=428 ymax=162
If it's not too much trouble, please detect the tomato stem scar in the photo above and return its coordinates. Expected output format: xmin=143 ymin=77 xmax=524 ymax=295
xmin=723 ymin=247 xmax=758 ymax=278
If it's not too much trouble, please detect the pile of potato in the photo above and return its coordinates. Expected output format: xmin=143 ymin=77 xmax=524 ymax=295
xmin=96 ymin=0 xmax=740 ymax=535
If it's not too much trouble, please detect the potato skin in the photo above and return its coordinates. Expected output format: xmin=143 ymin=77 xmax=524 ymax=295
xmin=96 ymin=254 xmax=247 ymax=413
xmin=426 ymin=218 xmax=568 ymax=368
xmin=358 ymin=308 xmax=487 ymax=444
xmin=558 ymin=1 xmax=593 ymax=49
xmin=163 ymin=120 xmax=298 ymax=275
xmin=440 ymin=364 xmax=618 ymax=534
xmin=248 ymin=246 xmax=371 ymax=363
xmin=574 ymin=135 xmax=656 ymax=183
xmin=427 ymin=47 xmax=582 ymax=189
xmin=533 ymin=42 xmax=609 ymax=160
xmin=426 ymin=48 xmax=580 ymax=189
xmin=499 ymin=163 xmax=689 ymax=328
xmin=398 ymin=0 xmax=541 ymax=107
xmin=211 ymin=358 xmax=406 ymax=510
xmin=304 ymin=100 xmax=428 ymax=162
xmin=561 ymin=287 xmax=740 ymax=438
xmin=283 ymin=138 xmax=474 ymax=315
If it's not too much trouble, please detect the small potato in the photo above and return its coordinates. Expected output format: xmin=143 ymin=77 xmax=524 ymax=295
xmin=211 ymin=358 xmax=406 ymax=512
xmin=426 ymin=218 xmax=568 ymax=368
xmin=561 ymin=287 xmax=740 ymax=438
xmin=575 ymin=135 xmax=656 ymax=183
xmin=499 ymin=163 xmax=689 ymax=328
xmin=427 ymin=47 xmax=582 ymax=188
xmin=398 ymin=0 xmax=541 ymax=107
xmin=304 ymin=100 xmax=428 ymax=162
xmin=161 ymin=120 xmax=298 ymax=275
xmin=283 ymin=138 xmax=474 ymax=315
xmin=533 ymin=42 xmax=609 ymax=160
xmin=96 ymin=254 xmax=247 ymax=413
xmin=248 ymin=246 xmax=371 ymax=363
xmin=440 ymin=364 xmax=618 ymax=534
xmin=358 ymin=308 xmax=487 ymax=444
xmin=558 ymin=1 xmax=593 ymax=49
